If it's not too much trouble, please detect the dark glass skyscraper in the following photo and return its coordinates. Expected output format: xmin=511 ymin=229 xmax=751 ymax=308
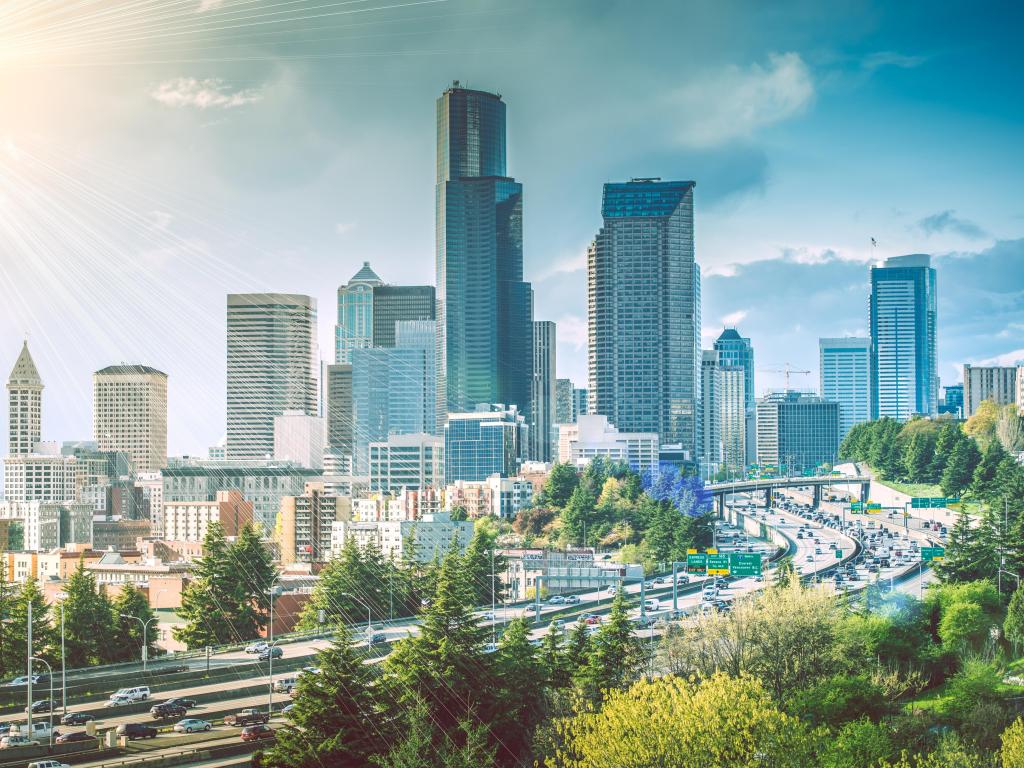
xmin=435 ymin=83 xmax=533 ymax=430
xmin=588 ymin=179 xmax=701 ymax=458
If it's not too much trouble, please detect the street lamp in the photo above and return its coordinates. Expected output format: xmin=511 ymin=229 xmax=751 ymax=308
xmin=119 ymin=614 xmax=158 ymax=671
xmin=55 ymin=592 xmax=67 ymax=717
xmin=28 ymin=656 xmax=54 ymax=747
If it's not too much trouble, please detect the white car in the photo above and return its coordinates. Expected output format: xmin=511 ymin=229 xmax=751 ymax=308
xmin=482 ymin=643 xmax=499 ymax=654
xmin=174 ymin=718 xmax=211 ymax=734
xmin=0 ymin=735 xmax=39 ymax=749
xmin=245 ymin=641 xmax=269 ymax=654
xmin=4 ymin=676 xmax=41 ymax=688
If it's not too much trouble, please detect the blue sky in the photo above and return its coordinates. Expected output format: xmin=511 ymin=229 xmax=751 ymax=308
xmin=0 ymin=0 xmax=1021 ymax=455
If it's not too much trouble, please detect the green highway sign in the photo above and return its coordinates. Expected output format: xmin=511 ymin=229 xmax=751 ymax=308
xmin=729 ymin=553 xmax=762 ymax=577
xmin=920 ymin=546 xmax=946 ymax=562
xmin=707 ymin=554 xmax=731 ymax=576
xmin=912 ymin=497 xmax=958 ymax=509
xmin=686 ymin=553 xmax=708 ymax=574
xmin=835 ymin=549 xmax=843 ymax=559
xmin=851 ymin=502 xmax=863 ymax=511
xmin=866 ymin=502 xmax=882 ymax=511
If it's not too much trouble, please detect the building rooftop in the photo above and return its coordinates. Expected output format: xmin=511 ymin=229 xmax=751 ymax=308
xmin=346 ymin=261 xmax=383 ymax=286
xmin=601 ymin=179 xmax=695 ymax=219
xmin=8 ymin=341 xmax=43 ymax=388
xmin=95 ymin=364 xmax=167 ymax=377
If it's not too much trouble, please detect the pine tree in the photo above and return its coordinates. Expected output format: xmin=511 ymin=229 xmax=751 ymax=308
xmin=227 ymin=523 xmax=277 ymax=640
xmin=562 ymin=618 xmax=592 ymax=676
xmin=543 ymin=463 xmax=580 ymax=507
xmin=2 ymin=579 xmax=55 ymax=674
xmin=297 ymin=536 xmax=376 ymax=631
xmin=541 ymin=621 xmax=570 ymax=689
xmin=929 ymin=422 xmax=963 ymax=482
xmin=1005 ymin=586 xmax=1024 ymax=655
xmin=941 ymin=438 xmax=982 ymax=498
xmin=262 ymin=623 xmax=389 ymax=768
xmin=370 ymin=696 xmax=496 ymax=768
xmin=462 ymin=526 xmax=506 ymax=607
xmin=561 ymin=486 xmax=596 ymax=547
xmin=492 ymin=619 xmax=546 ymax=765
xmin=573 ymin=592 xmax=647 ymax=702
xmin=903 ymin=432 xmax=934 ymax=483
xmin=173 ymin=522 xmax=242 ymax=649
xmin=60 ymin=560 xmax=116 ymax=667
xmin=111 ymin=583 xmax=157 ymax=664
xmin=935 ymin=510 xmax=986 ymax=583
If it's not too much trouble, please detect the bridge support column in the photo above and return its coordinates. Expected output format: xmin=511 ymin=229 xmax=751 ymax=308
xmin=763 ymin=487 xmax=773 ymax=508
xmin=716 ymin=494 xmax=725 ymax=516
xmin=812 ymin=485 xmax=821 ymax=508
xmin=860 ymin=482 xmax=870 ymax=504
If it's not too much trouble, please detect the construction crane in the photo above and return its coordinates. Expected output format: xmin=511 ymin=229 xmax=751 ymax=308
xmin=759 ymin=363 xmax=811 ymax=391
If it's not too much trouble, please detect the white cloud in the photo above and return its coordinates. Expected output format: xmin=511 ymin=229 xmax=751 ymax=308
xmin=335 ymin=222 xmax=356 ymax=236
xmin=721 ymin=310 xmax=748 ymax=326
xmin=197 ymin=0 xmax=223 ymax=11
xmin=668 ymin=52 xmax=813 ymax=147
xmin=972 ymin=348 xmax=1024 ymax=367
xmin=862 ymin=51 xmax=927 ymax=72
xmin=151 ymin=78 xmax=262 ymax=110
xmin=555 ymin=314 xmax=587 ymax=349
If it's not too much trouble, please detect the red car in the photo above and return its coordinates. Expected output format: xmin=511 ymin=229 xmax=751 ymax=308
xmin=241 ymin=724 xmax=274 ymax=742
xmin=583 ymin=614 xmax=601 ymax=626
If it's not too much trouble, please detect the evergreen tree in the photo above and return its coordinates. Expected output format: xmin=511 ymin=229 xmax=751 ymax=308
xmin=173 ymin=522 xmax=242 ymax=648
xmin=541 ymin=621 xmax=570 ymax=689
xmin=462 ymin=526 xmax=506 ymax=607
xmin=227 ymin=523 xmax=277 ymax=640
xmin=561 ymin=619 xmax=592 ymax=677
xmin=935 ymin=510 xmax=987 ymax=583
xmin=941 ymin=438 xmax=981 ymax=498
xmin=971 ymin=441 xmax=1009 ymax=505
xmin=561 ymin=486 xmax=596 ymax=547
xmin=297 ymin=536 xmax=370 ymax=630
xmin=903 ymin=432 xmax=934 ymax=483
xmin=0 ymin=566 xmax=14 ymax=679
xmin=60 ymin=561 xmax=115 ymax=667
xmin=370 ymin=696 xmax=496 ymax=768
xmin=1004 ymin=586 xmax=1024 ymax=655
xmin=263 ymin=623 xmax=389 ymax=768
xmin=492 ymin=619 xmax=547 ymax=765
xmin=929 ymin=421 xmax=963 ymax=483
xmin=2 ymin=579 xmax=55 ymax=674
xmin=543 ymin=463 xmax=580 ymax=507
xmin=111 ymin=583 xmax=157 ymax=664
xmin=573 ymin=592 xmax=647 ymax=701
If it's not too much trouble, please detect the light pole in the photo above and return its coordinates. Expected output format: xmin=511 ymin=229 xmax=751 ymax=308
xmin=55 ymin=592 xmax=67 ymax=717
xmin=28 ymin=656 xmax=54 ymax=746
xmin=120 ymin=614 xmax=158 ymax=671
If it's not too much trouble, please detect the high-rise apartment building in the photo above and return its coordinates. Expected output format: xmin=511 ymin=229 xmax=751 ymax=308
xmin=574 ymin=387 xmax=588 ymax=419
xmin=226 ymin=293 xmax=318 ymax=460
xmin=335 ymin=262 xmax=383 ymax=364
xmin=819 ymin=337 xmax=872 ymax=439
xmin=93 ymin=365 xmax=168 ymax=474
xmin=444 ymin=405 xmax=528 ymax=484
xmin=963 ymin=364 xmax=1019 ymax=417
xmin=699 ymin=351 xmax=722 ymax=473
xmin=7 ymin=341 xmax=43 ymax=456
xmin=588 ymin=179 xmax=701 ymax=460
xmin=756 ymin=391 xmax=839 ymax=475
xmin=435 ymin=84 xmax=534 ymax=429
xmin=530 ymin=321 xmax=556 ymax=462
xmin=162 ymin=490 xmax=254 ymax=542
xmin=555 ymin=379 xmax=576 ymax=425
xmin=713 ymin=328 xmax=755 ymax=465
xmin=720 ymin=366 xmax=746 ymax=474
xmin=869 ymin=255 xmax=938 ymax=420
xmin=371 ymin=285 xmax=436 ymax=348
xmin=278 ymin=482 xmax=348 ymax=564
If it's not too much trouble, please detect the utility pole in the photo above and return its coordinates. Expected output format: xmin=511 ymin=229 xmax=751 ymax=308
xmin=26 ymin=600 xmax=32 ymax=736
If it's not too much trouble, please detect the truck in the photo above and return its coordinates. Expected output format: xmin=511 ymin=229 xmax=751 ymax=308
xmin=224 ymin=709 xmax=270 ymax=727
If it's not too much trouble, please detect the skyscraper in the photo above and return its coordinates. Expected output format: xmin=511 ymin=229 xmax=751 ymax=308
xmin=819 ymin=337 xmax=871 ymax=439
xmin=869 ymin=254 xmax=938 ymax=420
xmin=588 ymin=179 xmax=701 ymax=457
xmin=713 ymin=328 xmax=755 ymax=466
xmin=555 ymin=378 xmax=576 ymax=425
xmin=371 ymin=284 xmax=436 ymax=349
xmin=530 ymin=321 xmax=556 ymax=462
xmin=756 ymin=391 xmax=839 ymax=475
xmin=720 ymin=366 xmax=746 ymax=474
xmin=93 ymin=365 xmax=168 ymax=474
xmin=7 ymin=341 xmax=42 ymax=456
xmin=435 ymin=83 xmax=534 ymax=429
xmin=226 ymin=293 xmax=318 ymax=460
xmin=335 ymin=262 xmax=383 ymax=364
xmin=324 ymin=364 xmax=353 ymax=459
xmin=443 ymin=404 xmax=528 ymax=484
xmin=699 ymin=351 xmax=721 ymax=474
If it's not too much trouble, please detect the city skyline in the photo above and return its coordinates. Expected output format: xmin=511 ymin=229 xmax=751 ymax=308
xmin=1 ymin=1 xmax=1023 ymax=455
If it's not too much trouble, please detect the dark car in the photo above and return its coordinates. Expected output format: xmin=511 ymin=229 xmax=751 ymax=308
xmin=56 ymin=731 xmax=96 ymax=744
xmin=241 ymin=724 xmax=274 ymax=742
xmin=258 ymin=646 xmax=283 ymax=661
xmin=27 ymin=699 xmax=53 ymax=714
xmin=161 ymin=698 xmax=196 ymax=709
xmin=117 ymin=723 xmax=158 ymax=740
xmin=150 ymin=703 xmax=187 ymax=720
xmin=61 ymin=712 xmax=94 ymax=726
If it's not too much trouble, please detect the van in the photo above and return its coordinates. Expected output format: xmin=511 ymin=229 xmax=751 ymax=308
xmin=273 ymin=677 xmax=297 ymax=694
xmin=643 ymin=599 xmax=659 ymax=611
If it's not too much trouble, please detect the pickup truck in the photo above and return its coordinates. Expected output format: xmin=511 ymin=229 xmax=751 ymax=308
xmin=224 ymin=709 xmax=270 ymax=727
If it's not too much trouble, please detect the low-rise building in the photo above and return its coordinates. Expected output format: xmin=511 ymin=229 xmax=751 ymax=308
xmin=0 ymin=501 xmax=92 ymax=550
xmin=330 ymin=512 xmax=473 ymax=563
xmin=162 ymin=490 xmax=254 ymax=542
xmin=444 ymin=475 xmax=534 ymax=520
xmin=557 ymin=415 xmax=658 ymax=474
xmin=92 ymin=519 xmax=151 ymax=551
xmin=499 ymin=548 xmax=644 ymax=601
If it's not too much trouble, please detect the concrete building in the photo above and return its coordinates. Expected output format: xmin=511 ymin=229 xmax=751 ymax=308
xmin=499 ymin=548 xmax=644 ymax=601
xmin=226 ymin=293 xmax=318 ymax=460
xmin=444 ymin=475 xmax=533 ymax=520
xmin=273 ymin=411 xmax=326 ymax=469
xmin=444 ymin=405 xmax=528 ymax=484
xmin=963 ymin=364 xmax=1019 ymax=417
xmin=720 ymin=366 xmax=746 ymax=475
xmin=588 ymin=179 xmax=701 ymax=461
xmin=530 ymin=321 xmax=557 ymax=463
xmin=162 ymin=463 xmax=321 ymax=532
xmin=324 ymin=363 xmax=353 ymax=470
xmin=557 ymin=414 xmax=658 ymax=474
xmin=278 ymin=483 xmax=350 ymax=564
xmin=330 ymin=511 xmax=473 ymax=564
xmin=0 ymin=500 xmax=91 ymax=550
xmin=335 ymin=262 xmax=384 ymax=364
xmin=93 ymin=365 xmax=168 ymax=474
xmin=435 ymin=84 xmax=534 ymax=431
xmin=713 ymin=328 xmax=755 ymax=465
xmin=819 ymin=337 xmax=872 ymax=439
xmin=870 ymin=254 xmax=938 ymax=420
xmin=2 ymin=454 xmax=78 ymax=504
xmin=555 ymin=379 xmax=576 ymax=425
xmin=135 ymin=472 xmax=165 ymax=538
xmin=368 ymin=433 xmax=443 ymax=493
xmin=574 ymin=387 xmax=588 ymax=420
xmin=699 ymin=351 xmax=722 ymax=474
xmin=162 ymin=490 xmax=254 ymax=542
xmin=7 ymin=341 xmax=43 ymax=457
xmin=756 ymin=391 xmax=840 ymax=475
xmin=92 ymin=519 xmax=151 ymax=551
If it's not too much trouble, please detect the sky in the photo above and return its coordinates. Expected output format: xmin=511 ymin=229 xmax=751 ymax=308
xmin=0 ymin=0 xmax=1022 ymax=456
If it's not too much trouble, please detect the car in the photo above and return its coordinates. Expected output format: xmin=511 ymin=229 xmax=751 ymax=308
xmin=281 ymin=703 xmax=294 ymax=716
xmin=4 ymin=675 xmax=41 ymax=687
xmin=61 ymin=712 xmax=94 ymax=726
xmin=240 ymin=724 xmax=274 ymax=742
xmin=643 ymin=581 xmax=654 ymax=589
xmin=0 ymin=735 xmax=39 ymax=749
xmin=107 ymin=686 xmax=150 ymax=706
xmin=245 ymin=641 xmax=269 ymax=654
xmin=30 ymin=760 xmax=72 ymax=768
xmin=160 ymin=698 xmax=197 ymax=710
xmin=652 ymin=577 xmax=665 ymax=585
xmin=258 ymin=646 xmax=284 ymax=661
xmin=150 ymin=703 xmax=187 ymax=720
xmin=632 ymin=615 xmax=656 ymax=628
xmin=480 ymin=611 xmax=495 ymax=621
xmin=643 ymin=598 xmax=660 ymax=611
xmin=117 ymin=723 xmax=158 ymax=740
xmin=174 ymin=718 xmax=212 ymax=734
xmin=55 ymin=731 xmax=95 ymax=745
xmin=27 ymin=699 xmax=53 ymax=714
xmin=806 ymin=554 xmax=814 ymax=562
xmin=563 ymin=595 xmax=580 ymax=604
xmin=482 ymin=642 xmax=499 ymax=654
xmin=105 ymin=694 xmax=134 ymax=708
xmin=369 ymin=632 xmax=387 ymax=646
xmin=606 ymin=585 xmax=617 ymax=594
xmin=225 ymin=709 xmax=269 ymax=727
xmin=583 ymin=614 xmax=601 ymax=625
xmin=546 ymin=595 xmax=565 ymax=605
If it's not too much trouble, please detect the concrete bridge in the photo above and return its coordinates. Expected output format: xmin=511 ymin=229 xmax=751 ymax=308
xmin=706 ymin=474 xmax=872 ymax=513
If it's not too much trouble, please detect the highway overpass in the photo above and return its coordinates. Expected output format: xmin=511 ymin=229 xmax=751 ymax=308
xmin=707 ymin=474 xmax=871 ymax=512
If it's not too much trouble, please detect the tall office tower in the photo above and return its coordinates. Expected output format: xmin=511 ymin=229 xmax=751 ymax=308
xmin=372 ymin=285 xmax=436 ymax=348
xmin=555 ymin=379 xmax=576 ymax=425
xmin=351 ymin=321 xmax=435 ymax=473
xmin=324 ymin=364 xmax=353 ymax=459
xmin=755 ymin=391 xmax=839 ymax=475
xmin=93 ymin=365 xmax=168 ymax=473
xmin=963 ymin=364 xmax=1018 ymax=417
xmin=530 ymin=321 xmax=556 ymax=462
xmin=713 ymin=328 xmax=755 ymax=464
xmin=720 ymin=366 xmax=746 ymax=474
xmin=819 ymin=337 xmax=872 ymax=440
xmin=335 ymin=262 xmax=383 ymax=364
xmin=869 ymin=254 xmax=938 ymax=420
xmin=573 ymin=387 xmax=588 ymax=419
xmin=226 ymin=294 xmax=318 ymax=460
xmin=699 ymin=351 xmax=722 ymax=474
xmin=588 ymin=179 xmax=701 ymax=458
xmin=435 ymin=83 xmax=534 ymax=431
xmin=7 ymin=341 xmax=43 ymax=456
xmin=443 ymin=404 xmax=528 ymax=484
